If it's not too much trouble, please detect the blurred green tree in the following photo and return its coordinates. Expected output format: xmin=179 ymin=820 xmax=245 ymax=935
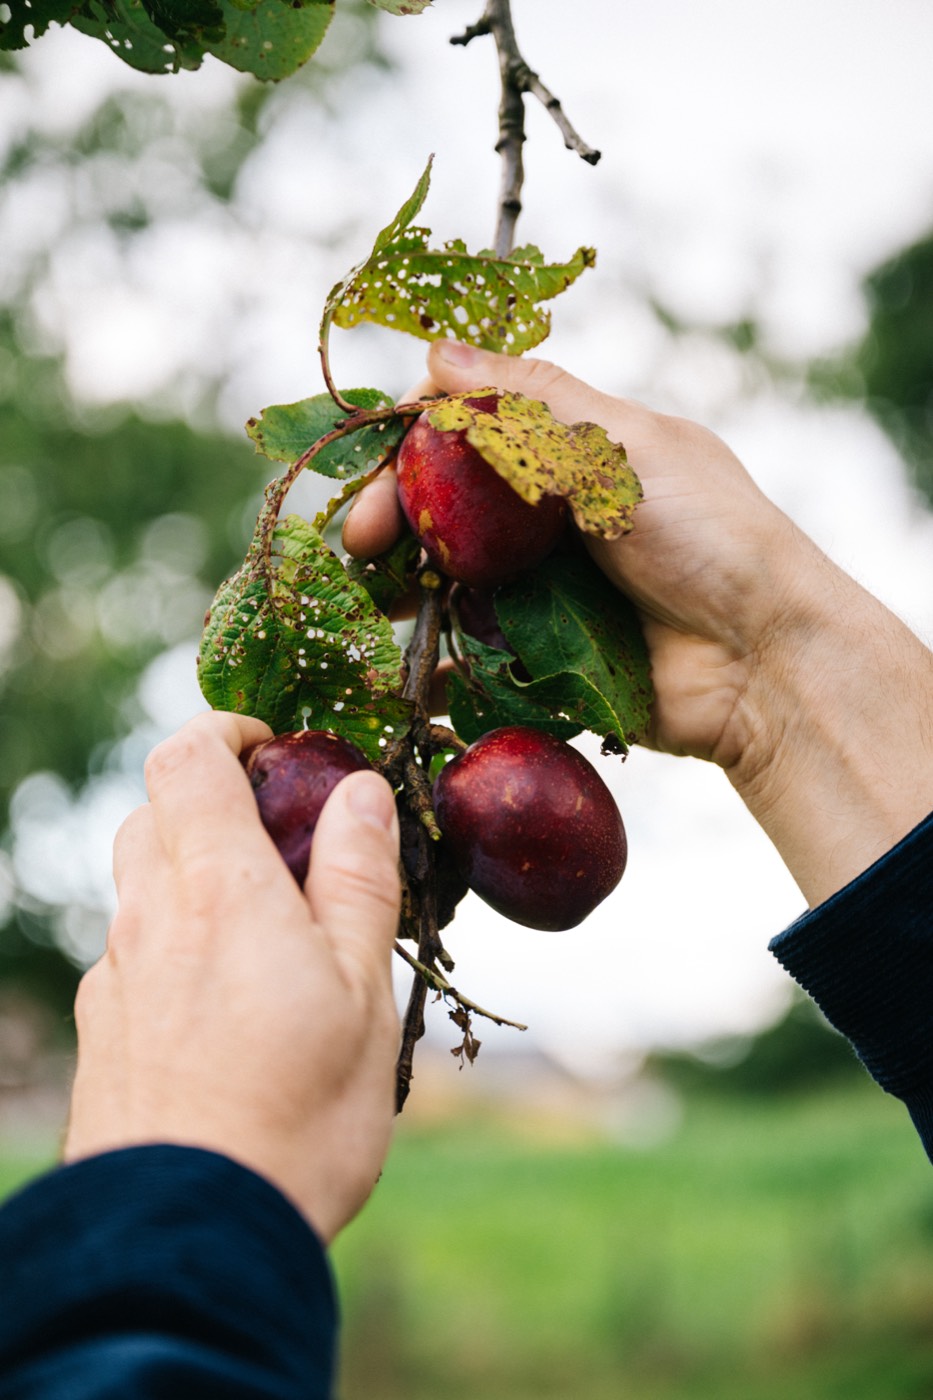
xmin=0 ymin=5 xmax=388 ymax=1020
xmin=646 ymin=993 xmax=866 ymax=1100
xmin=813 ymin=232 xmax=933 ymax=510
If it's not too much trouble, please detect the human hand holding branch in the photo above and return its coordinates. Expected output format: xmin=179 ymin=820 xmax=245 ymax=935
xmin=346 ymin=340 xmax=933 ymax=908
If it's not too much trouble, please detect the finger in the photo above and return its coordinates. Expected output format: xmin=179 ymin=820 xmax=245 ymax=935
xmin=143 ymin=710 xmax=275 ymax=871
xmin=306 ymin=771 xmax=401 ymax=996
xmin=426 ymin=341 xmax=628 ymax=437
xmin=342 ymin=464 xmax=405 ymax=559
xmin=394 ymin=374 xmax=439 ymax=411
xmin=342 ymin=376 xmax=439 ymax=560
xmin=430 ymin=658 xmax=455 ymax=716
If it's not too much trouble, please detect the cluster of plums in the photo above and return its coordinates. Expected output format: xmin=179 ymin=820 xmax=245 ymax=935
xmin=242 ymin=394 xmax=627 ymax=932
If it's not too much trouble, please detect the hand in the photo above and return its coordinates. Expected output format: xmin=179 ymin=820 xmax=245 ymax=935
xmin=346 ymin=341 xmax=933 ymax=906
xmin=64 ymin=711 xmax=401 ymax=1244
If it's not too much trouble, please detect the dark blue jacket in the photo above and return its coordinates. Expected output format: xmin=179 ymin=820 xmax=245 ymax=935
xmin=1 ymin=810 xmax=931 ymax=1398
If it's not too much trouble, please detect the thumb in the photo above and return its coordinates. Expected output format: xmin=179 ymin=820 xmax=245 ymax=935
xmin=306 ymin=770 xmax=401 ymax=993
xmin=427 ymin=340 xmax=619 ymax=432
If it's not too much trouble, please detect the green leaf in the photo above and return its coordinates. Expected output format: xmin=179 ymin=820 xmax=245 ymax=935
xmin=367 ymin=0 xmax=431 ymax=13
xmin=8 ymin=0 xmax=332 ymax=77
xmin=246 ymin=388 xmax=406 ymax=478
xmin=323 ymin=157 xmax=434 ymax=338
xmin=1 ymin=1 xmax=83 ymax=49
xmin=427 ymin=390 xmax=643 ymax=539
xmin=448 ymin=551 xmax=652 ymax=752
xmin=205 ymin=0 xmax=334 ymax=81
xmin=447 ymin=634 xmax=582 ymax=746
xmin=198 ymin=513 xmax=410 ymax=759
xmin=323 ymin=159 xmax=595 ymax=355
xmin=344 ymin=530 xmax=421 ymax=613
xmin=142 ymin=0 xmax=225 ymax=44
xmin=71 ymin=0 xmax=204 ymax=73
xmin=498 ymin=552 xmax=652 ymax=748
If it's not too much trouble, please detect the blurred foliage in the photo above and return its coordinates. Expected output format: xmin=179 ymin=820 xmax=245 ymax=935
xmin=0 ymin=2 xmax=387 ymax=1010
xmin=0 ymin=325 xmax=261 ymax=1016
xmin=645 ymin=992 xmax=866 ymax=1099
xmin=328 ymin=1086 xmax=932 ymax=1400
xmin=3 ymin=1083 xmax=931 ymax=1395
xmin=811 ymin=232 xmax=933 ymax=510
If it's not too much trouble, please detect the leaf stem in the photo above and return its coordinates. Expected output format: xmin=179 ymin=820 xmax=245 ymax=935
xmin=317 ymin=307 xmax=357 ymax=414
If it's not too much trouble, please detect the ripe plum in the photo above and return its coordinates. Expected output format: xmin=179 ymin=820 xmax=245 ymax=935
xmin=432 ymin=725 xmax=626 ymax=931
xmin=243 ymin=730 xmax=373 ymax=886
xmin=396 ymin=393 xmax=566 ymax=588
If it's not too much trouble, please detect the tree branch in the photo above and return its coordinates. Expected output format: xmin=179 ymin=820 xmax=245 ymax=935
xmin=452 ymin=0 xmax=601 ymax=256
xmin=394 ymin=942 xmax=529 ymax=1033
xmin=486 ymin=0 xmax=526 ymax=258
xmin=523 ymin=69 xmax=601 ymax=165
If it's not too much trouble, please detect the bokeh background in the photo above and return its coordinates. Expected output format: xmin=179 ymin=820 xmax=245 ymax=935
xmin=1 ymin=2 xmax=932 ymax=1395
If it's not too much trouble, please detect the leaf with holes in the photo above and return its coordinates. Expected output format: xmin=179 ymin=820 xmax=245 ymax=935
xmin=322 ymin=159 xmax=595 ymax=356
xmin=8 ymin=0 xmax=333 ymax=77
xmin=71 ymin=0 xmax=204 ymax=73
xmin=427 ymin=390 xmax=642 ymax=539
xmin=198 ymin=514 xmax=410 ymax=759
xmin=0 ymin=0 xmax=83 ymax=49
xmin=245 ymin=388 xmax=405 ymax=479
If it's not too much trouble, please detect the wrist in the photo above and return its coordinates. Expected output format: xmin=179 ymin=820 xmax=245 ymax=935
xmin=727 ymin=545 xmax=933 ymax=905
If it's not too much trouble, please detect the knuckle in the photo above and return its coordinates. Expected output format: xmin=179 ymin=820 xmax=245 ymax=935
xmin=518 ymin=355 xmax=564 ymax=396
xmin=104 ymin=906 xmax=139 ymax=961
xmin=324 ymin=851 xmax=401 ymax=918
xmin=143 ymin=730 xmax=200 ymax=794
xmin=73 ymin=961 xmax=104 ymax=1029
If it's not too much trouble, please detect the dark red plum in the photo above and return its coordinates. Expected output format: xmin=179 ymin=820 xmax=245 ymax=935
xmin=432 ymin=726 xmax=626 ymax=931
xmin=243 ymin=730 xmax=373 ymax=886
xmin=396 ymin=393 xmax=566 ymax=588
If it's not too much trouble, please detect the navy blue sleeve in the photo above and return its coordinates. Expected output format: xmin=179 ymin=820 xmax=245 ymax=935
xmin=770 ymin=810 xmax=933 ymax=1158
xmin=0 ymin=1144 xmax=338 ymax=1399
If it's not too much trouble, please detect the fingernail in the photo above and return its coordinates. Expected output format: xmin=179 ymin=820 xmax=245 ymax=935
xmin=347 ymin=773 xmax=397 ymax=832
xmin=433 ymin=340 xmax=483 ymax=367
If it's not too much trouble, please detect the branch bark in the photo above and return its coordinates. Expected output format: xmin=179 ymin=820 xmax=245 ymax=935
xmin=452 ymin=0 xmax=601 ymax=256
xmin=394 ymin=0 xmax=597 ymax=1107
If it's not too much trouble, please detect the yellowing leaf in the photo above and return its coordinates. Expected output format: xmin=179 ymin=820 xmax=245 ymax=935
xmin=426 ymin=390 xmax=642 ymax=540
xmin=322 ymin=160 xmax=595 ymax=356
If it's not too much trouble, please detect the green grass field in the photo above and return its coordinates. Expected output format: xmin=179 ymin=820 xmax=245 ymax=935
xmin=1 ymin=1082 xmax=931 ymax=1399
xmin=333 ymin=1085 xmax=933 ymax=1400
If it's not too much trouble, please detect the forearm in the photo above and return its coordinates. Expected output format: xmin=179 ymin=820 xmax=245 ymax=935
xmin=729 ymin=538 xmax=933 ymax=906
xmin=0 ymin=1146 xmax=337 ymax=1399
xmin=770 ymin=809 xmax=933 ymax=1155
